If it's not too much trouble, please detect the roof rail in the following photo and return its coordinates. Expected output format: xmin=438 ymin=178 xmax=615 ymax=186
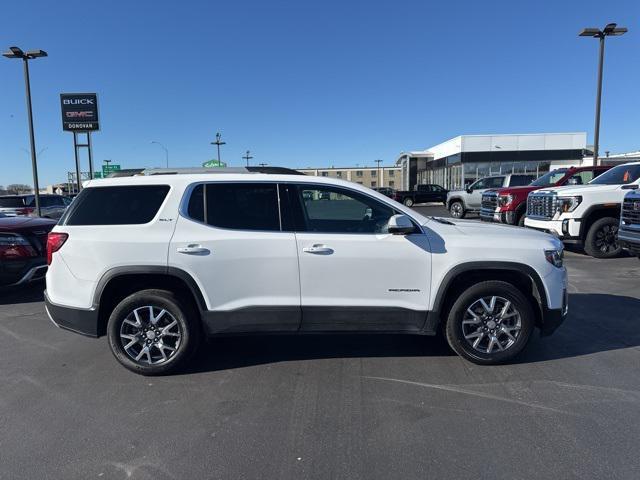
xmin=139 ymin=166 xmax=306 ymax=176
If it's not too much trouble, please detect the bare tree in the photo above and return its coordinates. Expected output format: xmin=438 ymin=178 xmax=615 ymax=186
xmin=6 ymin=184 xmax=32 ymax=194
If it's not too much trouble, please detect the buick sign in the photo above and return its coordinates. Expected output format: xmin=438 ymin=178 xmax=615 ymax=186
xmin=60 ymin=93 xmax=99 ymax=131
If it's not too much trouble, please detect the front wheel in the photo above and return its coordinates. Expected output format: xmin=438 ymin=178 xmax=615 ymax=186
xmin=445 ymin=281 xmax=534 ymax=365
xmin=403 ymin=197 xmax=414 ymax=207
xmin=583 ymin=217 xmax=621 ymax=259
xmin=107 ymin=289 xmax=201 ymax=375
xmin=449 ymin=200 xmax=465 ymax=219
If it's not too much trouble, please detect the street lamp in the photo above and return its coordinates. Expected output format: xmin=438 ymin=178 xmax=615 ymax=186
xmin=151 ymin=141 xmax=169 ymax=168
xmin=375 ymin=159 xmax=383 ymax=187
xmin=3 ymin=46 xmax=47 ymax=216
xmin=211 ymin=132 xmax=226 ymax=163
xmin=242 ymin=150 xmax=253 ymax=166
xmin=579 ymin=23 xmax=628 ymax=166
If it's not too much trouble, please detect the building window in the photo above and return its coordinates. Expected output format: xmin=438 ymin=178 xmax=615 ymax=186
xmin=388 ymin=170 xmax=395 ymax=177
xmin=356 ymin=171 xmax=363 ymax=177
xmin=336 ymin=171 xmax=342 ymax=178
xmin=371 ymin=170 xmax=377 ymax=177
xmin=321 ymin=171 xmax=328 ymax=177
xmin=371 ymin=181 xmax=377 ymax=187
xmin=389 ymin=181 xmax=395 ymax=187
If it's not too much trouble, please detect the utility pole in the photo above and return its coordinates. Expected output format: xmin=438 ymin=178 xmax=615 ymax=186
xmin=242 ymin=150 xmax=254 ymax=166
xmin=375 ymin=159 xmax=383 ymax=187
xmin=258 ymin=162 xmax=268 ymax=167
xmin=211 ymin=132 xmax=226 ymax=163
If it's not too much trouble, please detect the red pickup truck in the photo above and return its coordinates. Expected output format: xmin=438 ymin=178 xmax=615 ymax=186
xmin=480 ymin=166 xmax=611 ymax=226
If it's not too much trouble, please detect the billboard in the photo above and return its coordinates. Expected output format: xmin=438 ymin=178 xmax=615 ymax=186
xmin=202 ymin=159 xmax=227 ymax=168
xmin=60 ymin=93 xmax=99 ymax=131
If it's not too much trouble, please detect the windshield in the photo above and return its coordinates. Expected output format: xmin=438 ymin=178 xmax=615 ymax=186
xmin=530 ymin=169 xmax=568 ymax=187
xmin=589 ymin=164 xmax=640 ymax=185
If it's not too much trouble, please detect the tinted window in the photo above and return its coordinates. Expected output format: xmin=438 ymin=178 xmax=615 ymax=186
xmin=590 ymin=164 xmax=640 ymax=185
xmin=65 ymin=185 xmax=170 ymax=225
xmin=295 ymin=185 xmax=398 ymax=234
xmin=508 ymin=175 xmax=535 ymax=187
xmin=530 ymin=169 xmax=568 ymax=186
xmin=0 ymin=197 xmax=26 ymax=208
xmin=187 ymin=183 xmax=280 ymax=231
xmin=473 ymin=177 xmax=503 ymax=189
xmin=40 ymin=196 xmax=65 ymax=207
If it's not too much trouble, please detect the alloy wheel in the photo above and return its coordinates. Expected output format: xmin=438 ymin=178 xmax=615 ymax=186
xmin=450 ymin=202 xmax=463 ymax=218
xmin=595 ymin=224 xmax=619 ymax=254
xmin=119 ymin=306 xmax=182 ymax=365
xmin=461 ymin=295 xmax=521 ymax=354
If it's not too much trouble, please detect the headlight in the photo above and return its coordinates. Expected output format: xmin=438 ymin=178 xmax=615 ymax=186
xmin=497 ymin=194 xmax=513 ymax=207
xmin=544 ymin=248 xmax=564 ymax=268
xmin=556 ymin=196 xmax=582 ymax=213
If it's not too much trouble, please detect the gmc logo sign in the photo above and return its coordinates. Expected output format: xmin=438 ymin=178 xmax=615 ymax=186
xmin=634 ymin=201 xmax=640 ymax=211
xmin=60 ymin=93 xmax=99 ymax=131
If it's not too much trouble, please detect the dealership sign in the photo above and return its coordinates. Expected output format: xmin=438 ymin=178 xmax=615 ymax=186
xmin=60 ymin=93 xmax=99 ymax=131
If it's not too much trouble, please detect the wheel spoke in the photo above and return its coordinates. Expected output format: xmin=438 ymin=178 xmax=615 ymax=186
xmin=500 ymin=326 xmax=517 ymax=342
xmin=135 ymin=346 xmax=147 ymax=361
xmin=487 ymin=335 xmax=497 ymax=353
xmin=472 ymin=333 xmax=485 ymax=349
xmin=152 ymin=309 xmax=167 ymax=325
xmin=123 ymin=319 xmax=140 ymax=329
xmin=498 ymin=300 xmax=511 ymax=319
xmin=479 ymin=298 xmax=493 ymax=314
xmin=464 ymin=330 xmax=483 ymax=340
xmin=133 ymin=309 xmax=143 ymax=326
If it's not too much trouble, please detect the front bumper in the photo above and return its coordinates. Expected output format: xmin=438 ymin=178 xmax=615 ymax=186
xmin=524 ymin=217 xmax=582 ymax=244
xmin=619 ymin=228 xmax=640 ymax=256
xmin=44 ymin=290 xmax=100 ymax=337
xmin=539 ymin=267 xmax=569 ymax=336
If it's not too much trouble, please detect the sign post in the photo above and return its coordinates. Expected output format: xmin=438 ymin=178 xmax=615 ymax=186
xmin=61 ymin=93 xmax=100 ymax=192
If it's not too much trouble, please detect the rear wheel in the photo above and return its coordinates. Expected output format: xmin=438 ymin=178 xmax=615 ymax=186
xmin=449 ymin=200 xmax=465 ymax=219
xmin=107 ymin=289 xmax=201 ymax=375
xmin=584 ymin=217 xmax=621 ymax=259
xmin=445 ymin=281 xmax=534 ymax=365
xmin=517 ymin=211 xmax=526 ymax=226
xmin=403 ymin=197 xmax=414 ymax=207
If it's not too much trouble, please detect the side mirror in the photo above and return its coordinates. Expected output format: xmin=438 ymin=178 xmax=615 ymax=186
xmin=388 ymin=214 xmax=414 ymax=235
xmin=567 ymin=177 xmax=579 ymax=185
xmin=466 ymin=187 xmax=473 ymax=194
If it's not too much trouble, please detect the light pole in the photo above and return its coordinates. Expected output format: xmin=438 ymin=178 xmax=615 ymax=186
xmin=375 ymin=159 xmax=383 ymax=187
xmin=151 ymin=141 xmax=169 ymax=168
xmin=211 ymin=132 xmax=226 ymax=163
xmin=258 ymin=162 xmax=268 ymax=167
xmin=3 ymin=46 xmax=47 ymax=216
xmin=579 ymin=23 xmax=628 ymax=166
xmin=242 ymin=150 xmax=253 ymax=166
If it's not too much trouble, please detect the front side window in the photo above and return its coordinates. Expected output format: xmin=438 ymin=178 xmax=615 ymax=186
xmin=509 ymin=175 xmax=535 ymax=187
xmin=64 ymin=185 xmax=170 ymax=226
xmin=186 ymin=183 xmax=280 ymax=231
xmin=294 ymin=184 xmax=399 ymax=234
xmin=530 ymin=169 xmax=568 ymax=187
xmin=590 ymin=164 xmax=640 ymax=185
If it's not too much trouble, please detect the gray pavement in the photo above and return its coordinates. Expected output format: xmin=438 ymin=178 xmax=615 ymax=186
xmin=1 ymin=205 xmax=639 ymax=479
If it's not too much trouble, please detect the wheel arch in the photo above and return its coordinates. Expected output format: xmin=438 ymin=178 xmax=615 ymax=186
xmin=93 ymin=266 xmax=206 ymax=336
xmin=578 ymin=204 xmax=621 ymax=239
xmin=446 ymin=196 xmax=465 ymax=209
xmin=431 ymin=262 xmax=547 ymax=330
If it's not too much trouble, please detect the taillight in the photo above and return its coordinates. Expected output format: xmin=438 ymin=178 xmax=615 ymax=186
xmin=0 ymin=234 xmax=37 ymax=259
xmin=46 ymin=232 xmax=68 ymax=265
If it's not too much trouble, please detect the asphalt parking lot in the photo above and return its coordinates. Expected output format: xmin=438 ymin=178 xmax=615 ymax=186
xmin=1 ymin=205 xmax=639 ymax=480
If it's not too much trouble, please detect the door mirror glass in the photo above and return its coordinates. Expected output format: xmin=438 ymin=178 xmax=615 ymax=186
xmin=466 ymin=187 xmax=473 ymax=194
xmin=388 ymin=214 xmax=414 ymax=235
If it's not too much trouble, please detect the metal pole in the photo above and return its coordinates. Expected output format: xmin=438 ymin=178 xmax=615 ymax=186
xmin=87 ymin=132 xmax=95 ymax=179
xmin=217 ymin=143 xmax=221 ymax=163
xmin=592 ymin=35 xmax=605 ymax=167
xmin=73 ymin=132 xmax=82 ymax=193
xmin=22 ymin=58 xmax=41 ymax=216
xmin=165 ymin=148 xmax=168 ymax=168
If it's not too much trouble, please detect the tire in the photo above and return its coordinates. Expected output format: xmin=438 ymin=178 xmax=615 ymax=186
xmin=403 ymin=197 xmax=414 ymax=207
xmin=517 ymin=212 xmax=526 ymax=227
xmin=583 ymin=217 xmax=621 ymax=259
xmin=107 ymin=289 xmax=201 ymax=375
xmin=445 ymin=280 xmax=534 ymax=365
xmin=449 ymin=200 xmax=465 ymax=219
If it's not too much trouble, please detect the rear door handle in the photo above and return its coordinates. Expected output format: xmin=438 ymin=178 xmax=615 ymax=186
xmin=302 ymin=244 xmax=334 ymax=255
xmin=177 ymin=244 xmax=210 ymax=255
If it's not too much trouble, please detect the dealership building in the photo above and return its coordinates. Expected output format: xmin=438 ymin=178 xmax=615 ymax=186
xmin=396 ymin=132 xmax=589 ymax=191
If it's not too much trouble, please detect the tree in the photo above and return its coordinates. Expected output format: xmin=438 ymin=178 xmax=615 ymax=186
xmin=6 ymin=184 xmax=32 ymax=194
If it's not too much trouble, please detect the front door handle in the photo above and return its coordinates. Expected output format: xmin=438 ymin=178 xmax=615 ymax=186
xmin=177 ymin=244 xmax=210 ymax=255
xmin=302 ymin=244 xmax=334 ymax=255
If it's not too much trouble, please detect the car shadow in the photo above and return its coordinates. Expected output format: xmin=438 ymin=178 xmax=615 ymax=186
xmin=0 ymin=282 xmax=45 ymax=305
xmin=184 ymin=293 xmax=640 ymax=373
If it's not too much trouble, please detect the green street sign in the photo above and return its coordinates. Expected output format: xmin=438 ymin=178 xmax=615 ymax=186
xmin=202 ymin=159 xmax=227 ymax=168
xmin=102 ymin=164 xmax=121 ymax=175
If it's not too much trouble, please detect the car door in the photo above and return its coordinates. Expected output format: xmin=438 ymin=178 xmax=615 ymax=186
xmin=286 ymin=183 xmax=432 ymax=332
xmin=169 ymin=182 xmax=301 ymax=334
xmin=469 ymin=177 xmax=502 ymax=209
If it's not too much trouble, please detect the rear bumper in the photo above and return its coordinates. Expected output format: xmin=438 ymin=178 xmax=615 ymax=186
xmin=0 ymin=259 xmax=48 ymax=287
xmin=44 ymin=290 xmax=100 ymax=337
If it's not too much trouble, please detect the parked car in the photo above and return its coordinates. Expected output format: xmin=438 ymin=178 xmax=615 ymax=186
xmin=392 ymin=184 xmax=448 ymax=207
xmin=480 ymin=166 xmax=611 ymax=226
xmin=45 ymin=169 xmax=567 ymax=375
xmin=0 ymin=216 xmax=57 ymax=287
xmin=373 ymin=187 xmax=396 ymax=198
xmin=619 ymin=187 xmax=640 ymax=258
xmin=525 ymin=162 xmax=640 ymax=258
xmin=0 ymin=194 xmax=72 ymax=219
xmin=446 ymin=174 xmax=537 ymax=218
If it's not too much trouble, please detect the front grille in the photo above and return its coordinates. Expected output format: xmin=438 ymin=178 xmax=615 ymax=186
xmin=527 ymin=193 xmax=556 ymax=219
xmin=480 ymin=191 xmax=498 ymax=221
xmin=621 ymin=196 xmax=640 ymax=230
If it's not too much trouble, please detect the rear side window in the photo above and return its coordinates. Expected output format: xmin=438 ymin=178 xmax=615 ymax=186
xmin=186 ymin=183 xmax=281 ymax=231
xmin=0 ymin=197 xmax=26 ymax=208
xmin=509 ymin=175 xmax=535 ymax=187
xmin=64 ymin=185 xmax=170 ymax=225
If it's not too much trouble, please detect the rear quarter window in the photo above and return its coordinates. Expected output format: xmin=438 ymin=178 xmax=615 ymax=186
xmin=63 ymin=185 xmax=170 ymax=225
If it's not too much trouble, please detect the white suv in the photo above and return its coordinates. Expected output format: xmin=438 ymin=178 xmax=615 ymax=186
xmin=525 ymin=162 xmax=640 ymax=258
xmin=45 ymin=169 xmax=568 ymax=374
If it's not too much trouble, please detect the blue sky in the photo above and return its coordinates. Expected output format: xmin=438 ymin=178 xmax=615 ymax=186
xmin=1 ymin=0 xmax=638 ymax=186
